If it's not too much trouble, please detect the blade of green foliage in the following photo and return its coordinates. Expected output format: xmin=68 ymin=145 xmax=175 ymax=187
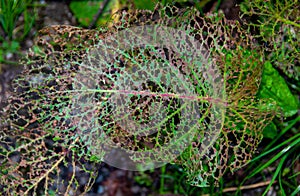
xmin=0 ymin=0 xmax=36 ymax=40
xmin=262 ymin=153 xmax=288 ymax=196
xmin=291 ymin=185 xmax=300 ymax=196
xmin=264 ymin=116 xmax=300 ymax=153
xmin=279 ymin=168 xmax=287 ymax=196
xmin=247 ymin=135 xmax=300 ymax=180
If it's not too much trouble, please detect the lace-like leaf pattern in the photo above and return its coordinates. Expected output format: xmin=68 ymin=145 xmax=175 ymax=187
xmin=0 ymin=4 xmax=276 ymax=194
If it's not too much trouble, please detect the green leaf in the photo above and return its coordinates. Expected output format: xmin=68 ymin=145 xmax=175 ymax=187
xmin=70 ymin=1 xmax=102 ymax=27
xmin=10 ymin=40 xmax=20 ymax=52
xmin=133 ymin=0 xmax=159 ymax=10
xmin=52 ymin=136 xmax=61 ymax=141
xmin=89 ymin=155 xmax=100 ymax=162
xmin=258 ymin=61 xmax=299 ymax=117
xmin=1 ymin=40 xmax=20 ymax=53
xmin=69 ymin=0 xmax=116 ymax=27
xmin=263 ymin=122 xmax=277 ymax=139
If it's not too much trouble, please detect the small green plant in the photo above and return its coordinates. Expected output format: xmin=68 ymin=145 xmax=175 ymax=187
xmin=0 ymin=0 xmax=36 ymax=40
xmin=0 ymin=0 xmax=37 ymax=69
xmin=0 ymin=40 xmax=21 ymax=66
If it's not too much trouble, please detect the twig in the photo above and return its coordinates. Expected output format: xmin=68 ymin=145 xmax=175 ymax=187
xmin=88 ymin=0 xmax=110 ymax=29
xmin=201 ymin=180 xmax=277 ymax=196
xmin=222 ymin=180 xmax=277 ymax=192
